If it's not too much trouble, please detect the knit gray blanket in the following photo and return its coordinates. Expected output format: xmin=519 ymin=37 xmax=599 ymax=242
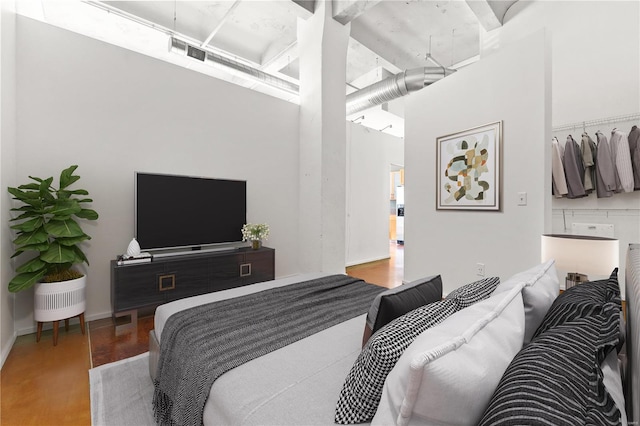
xmin=152 ymin=274 xmax=383 ymax=426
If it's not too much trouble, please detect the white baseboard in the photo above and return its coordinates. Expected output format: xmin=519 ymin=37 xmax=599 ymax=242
xmin=1 ymin=332 xmax=17 ymax=370
xmin=346 ymin=255 xmax=390 ymax=268
xmin=16 ymin=310 xmax=113 ymax=336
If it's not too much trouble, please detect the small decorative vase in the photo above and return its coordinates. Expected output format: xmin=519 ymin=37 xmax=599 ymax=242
xmin=126 ymin=238 xmax=141 ymax=257
xmin=251 ymin=240 xmax=261 ymax=250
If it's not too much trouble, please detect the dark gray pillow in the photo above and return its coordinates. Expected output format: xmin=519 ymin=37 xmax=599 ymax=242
xmin=365 ymin=275 xmax=442 ymax=336
xmin=480 ymin=270 xmax=623 ymax=426
xmin=479 ymin=316 xmax=622 ymax=425
xmin=532 ymin=269 xmax=619 ymax=339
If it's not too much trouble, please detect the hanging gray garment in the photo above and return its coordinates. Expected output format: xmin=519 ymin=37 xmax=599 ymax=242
xmin=629 ymin=125 xmax=640 ymax=190
xmin=610 ymin=129 xmax=634 ymax=192
xmin=595 ymin=131 xmax=616 ymax=198
xmin=607 ymin=129 xmax=624 ymax=192
xmin=572 ymin=136 xmax=585 ymax=185
xmin=581 ymin=132 xmax=595 ymax=192
xmin=563 ymin=135 xmax=586 ymax=198
xmin=551 ymin=137 xmax=568 ymax=197
xmin=589 ymin=136 xmax=598 ymax=188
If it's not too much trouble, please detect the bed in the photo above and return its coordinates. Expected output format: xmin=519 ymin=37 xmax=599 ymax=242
xmin=149 ymin=244 xmax=640 ymax=426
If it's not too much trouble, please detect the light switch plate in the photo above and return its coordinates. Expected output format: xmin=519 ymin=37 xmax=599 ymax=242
xmin=517 ymin=192 xmax=527 ymax=206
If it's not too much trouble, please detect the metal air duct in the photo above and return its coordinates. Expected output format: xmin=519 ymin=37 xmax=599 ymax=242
xmin=169 ymin=37 xmax=300 ymax=95
xmin=345 ymin=66 xmax=455 ymax=116
xmin=170 ymin=37 xmax=454 ymax=114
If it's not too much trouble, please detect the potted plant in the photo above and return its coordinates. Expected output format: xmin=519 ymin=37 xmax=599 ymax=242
xmin=7 ymin=165 xmax=98 ymax=344
xmin=241 ymin=223 xmax=270 ymax=249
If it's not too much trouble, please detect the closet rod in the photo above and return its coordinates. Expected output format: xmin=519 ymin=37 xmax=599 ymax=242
xmin=553 ymin=112 xmax=640 ymax=132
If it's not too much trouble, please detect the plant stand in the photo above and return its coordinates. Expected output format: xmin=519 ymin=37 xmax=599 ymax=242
xmin=36 ymin=313 xmax=86 ymax=346
xmin=34 ymin=276 xmax=87 ymax=346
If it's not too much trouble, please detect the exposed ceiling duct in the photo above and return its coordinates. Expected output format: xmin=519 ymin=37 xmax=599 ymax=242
xmin=345 ymin=66 xmax=456 ymax=116
xmin=170 ymin=37 xmax=455 ymax=118
xmin=169 ymin=37 xmax=300 ymax=95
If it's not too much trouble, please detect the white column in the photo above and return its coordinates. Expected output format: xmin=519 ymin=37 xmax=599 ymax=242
xmin=297 ymin=1 xmax=350 ymax=273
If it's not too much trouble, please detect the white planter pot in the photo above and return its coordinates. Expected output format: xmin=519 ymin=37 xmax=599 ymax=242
xmin=34 ymin=276 xmax=87 ymax=322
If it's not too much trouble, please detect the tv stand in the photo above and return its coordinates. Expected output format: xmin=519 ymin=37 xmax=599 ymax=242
xmin=110 ymin=247 xmax=275 ymax=332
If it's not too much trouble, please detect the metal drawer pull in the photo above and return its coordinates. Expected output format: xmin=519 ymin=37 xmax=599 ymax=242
xmin=240 ymin=263 xmax=251 ymax=277
xmin=158 ymin=274 xmax=176 ymax=291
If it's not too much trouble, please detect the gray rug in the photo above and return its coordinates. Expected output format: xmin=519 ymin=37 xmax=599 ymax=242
xmin=89 ymin=352 xmax=155 ymax=426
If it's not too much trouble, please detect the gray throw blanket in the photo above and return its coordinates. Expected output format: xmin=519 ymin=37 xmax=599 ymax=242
xmin=153 ymin=274 xmax=383 ymax=426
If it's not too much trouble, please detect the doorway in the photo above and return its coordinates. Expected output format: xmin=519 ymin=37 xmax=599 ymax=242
xmin=389 ymin=166 xmax=404 ymax=245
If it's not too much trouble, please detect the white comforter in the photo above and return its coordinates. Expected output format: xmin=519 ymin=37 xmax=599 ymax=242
xmin=153 ymin=273 xmax=369 ymax=425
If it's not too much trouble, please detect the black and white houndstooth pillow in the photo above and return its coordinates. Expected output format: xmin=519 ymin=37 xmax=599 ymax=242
xmin=334 ymin=299 xmax=458 ymax=424
xmin=445 ymin=276 xmax=500 ymax=309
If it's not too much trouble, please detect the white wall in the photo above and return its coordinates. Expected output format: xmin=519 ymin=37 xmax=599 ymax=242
xmin=404 ymin=30 xmax=551 ymax=295
xmin=346 ymin=122 xmax=403 ymax=266
xmin=1 ymin=0 xmax=17 ymax=368
xmin=497 ymin=1 xmax=640 ymax=126
xmin=13 ymin=17 xmax=301 ymax=334
xmin=495 ymin=1 xmax=640 ymax=292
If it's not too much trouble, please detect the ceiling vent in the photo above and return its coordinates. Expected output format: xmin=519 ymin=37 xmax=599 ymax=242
xmin=169 ymin=37 xmax=299 ymax=95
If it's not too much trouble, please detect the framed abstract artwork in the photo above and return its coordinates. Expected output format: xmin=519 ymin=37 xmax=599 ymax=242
xmin=436 ymin=121 xmax=502 ymax=211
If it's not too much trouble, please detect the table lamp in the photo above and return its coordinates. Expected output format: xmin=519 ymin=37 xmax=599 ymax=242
xmin=541 ymin=234 xmax=619 ymax=289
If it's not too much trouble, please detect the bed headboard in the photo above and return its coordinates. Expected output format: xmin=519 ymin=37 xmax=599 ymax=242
xmin=626 ymin=243 xmax=640 ymax=423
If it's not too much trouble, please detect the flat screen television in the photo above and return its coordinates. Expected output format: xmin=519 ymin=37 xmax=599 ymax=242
xmin=135 ymin=172 xmax=247 ymax=251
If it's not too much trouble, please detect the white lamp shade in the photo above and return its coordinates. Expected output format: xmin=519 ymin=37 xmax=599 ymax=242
xmin=541 ymin=234 xmax=619 ymax=276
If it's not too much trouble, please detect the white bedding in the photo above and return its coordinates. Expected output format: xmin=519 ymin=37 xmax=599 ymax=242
xmin=152 ymin=261 xmax=639 ymax=425
xmin=153 ymin=272 xmax=368 ymax=426
xmin=204 ymin=315 xmax=367 ymax=425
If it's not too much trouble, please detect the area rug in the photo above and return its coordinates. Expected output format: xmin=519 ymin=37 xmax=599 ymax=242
xmin=89 ymin=352 xmax=155 ymax=426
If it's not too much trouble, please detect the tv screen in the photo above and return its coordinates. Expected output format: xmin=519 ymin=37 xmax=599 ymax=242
xmin=135 ymin=172 xmax=246 ymax=251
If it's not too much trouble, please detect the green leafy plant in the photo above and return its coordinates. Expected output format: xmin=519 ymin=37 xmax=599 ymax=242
xmin=7 ymin=165 xmax=99 ymax=292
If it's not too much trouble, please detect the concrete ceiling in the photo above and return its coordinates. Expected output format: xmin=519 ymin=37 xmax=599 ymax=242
xmin=93 ymin=0 xmax=519 ymax=136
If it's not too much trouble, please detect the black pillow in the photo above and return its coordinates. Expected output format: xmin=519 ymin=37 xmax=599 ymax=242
xmin=479 ymin=307 xmax=622 ymax=425
xmin=367 ymin=275 xmax=442 ymax=335
xmin=532 ymin=268 xmax=620 ymax=340
xmin=480 ymin=269 xmax=623 ymax=426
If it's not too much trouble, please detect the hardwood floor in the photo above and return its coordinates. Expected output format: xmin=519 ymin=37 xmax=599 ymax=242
xmin=0 ymin=242 xmax=403 ymax=426
xmin=347 ymin=241 xmax=404 ymax=289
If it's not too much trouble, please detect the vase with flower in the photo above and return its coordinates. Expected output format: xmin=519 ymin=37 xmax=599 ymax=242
xmin=241 ymin=223 xmax=270 ymax=250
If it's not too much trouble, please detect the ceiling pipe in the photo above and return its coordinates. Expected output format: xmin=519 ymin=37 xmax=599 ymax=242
xmin=169 ymin=37 xmax=300 ymax=95
xmin=170 ymin=37 xmax=454 ymax=114
xmin=345 ymin=66 xmax=455 ymax=116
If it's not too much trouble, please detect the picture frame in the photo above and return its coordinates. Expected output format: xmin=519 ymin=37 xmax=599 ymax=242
xmin=436 ymin=121 xmax=502 ymax=211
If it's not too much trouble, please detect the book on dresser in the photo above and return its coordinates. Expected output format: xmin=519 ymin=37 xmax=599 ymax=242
xmin=116 ymin=253 xmax=153 ymax=266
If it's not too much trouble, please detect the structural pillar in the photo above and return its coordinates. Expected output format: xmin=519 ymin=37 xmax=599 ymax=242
xmin=297 ymin=1 xmax=350 ymax=273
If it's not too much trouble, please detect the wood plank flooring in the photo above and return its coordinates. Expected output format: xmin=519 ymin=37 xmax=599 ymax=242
xmin=0 ymin=243 xmax=403 ymax=426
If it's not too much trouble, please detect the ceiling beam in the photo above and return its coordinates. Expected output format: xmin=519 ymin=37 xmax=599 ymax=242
xmin=464 ymin=0 xmax=503 ymax=31
xmin=200 ymin=0 xmax=242 ymax=48
xmin=332 ymin=0 xmax=382 ymax=25
xmin=261 ymin=41 xmax=299 ymax=75
xmin=292 ymin=0 xmax=316 ymax=17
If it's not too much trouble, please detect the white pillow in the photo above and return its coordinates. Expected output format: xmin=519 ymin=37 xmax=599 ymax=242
xmin=372 ymin=286 xmax=525 ymax=426
xmin=492 ymin=259 xmax=559 ymax=344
